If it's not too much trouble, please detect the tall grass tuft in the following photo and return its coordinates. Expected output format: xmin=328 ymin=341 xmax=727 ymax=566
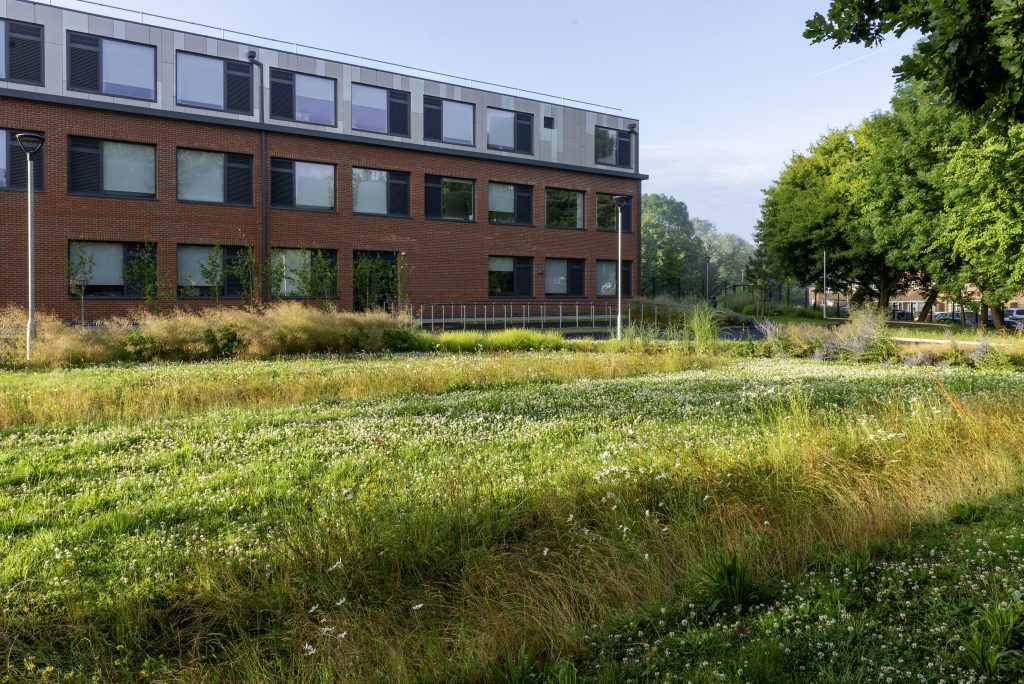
xmin=685 ymin=302 xmax=720 ymax=353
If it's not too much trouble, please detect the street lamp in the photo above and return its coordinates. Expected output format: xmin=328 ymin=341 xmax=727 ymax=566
xmin=612 ymin=195 xmax=631 ymax=340
xmin=15 ymin=132 xmax=44 ymax=362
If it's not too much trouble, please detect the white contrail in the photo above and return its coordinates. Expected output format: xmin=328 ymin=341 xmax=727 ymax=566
xmin=809 ymin=35 xmax=915 ymax=79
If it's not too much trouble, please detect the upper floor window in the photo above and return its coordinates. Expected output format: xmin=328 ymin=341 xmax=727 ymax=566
xmin=424 ymin=96 xmax=474 ymax=146
xmin=68 ymin=32 xmax=156 ymax=101
xmin=177 ymin=149 xmax=252 ymax=205
xmin=425 ymin=175 xmax=474 ymax=221
xmin=270 ymin=68 xmax=336 ymax=126
xmin=595 ymin=126 xmax=632 ymax=168
xmin=68 ymin=137 xmax=155 ymax=198
xmin=596 ymin=193 xmax=632 ymax=232
xmin=1 ymin=129 xmax=45 ymax=190
xmin=0 ymin=20 xmax=44 ymax=85
xmin=271 ymin=158 xmax=335 ymax=210
xmin=176 ymin=52 xmax=252 ymax=114
xmin=352 ymin=168 xmax=410 ymax=216
xmin=486 ymin=108 xmax=532 ymax=154
xmin=545 ymin=188 xmax=583 ymax=229
xmin=488 ymin=182 xmax=532 ymax=226
xmin=351 ymin=84 xmax=410 ymax=136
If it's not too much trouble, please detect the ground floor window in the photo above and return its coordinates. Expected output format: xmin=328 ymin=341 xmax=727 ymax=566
xmin=270 ymin=247 xmax=338 ymax=299
xmin=544 ymin=258 xmax=585 ymax=297
xmin=596 ymin=259 xmax=632 ymax=297
xmin=488 ymin=256 xmax=532 ymax=297
xmin=177 ymin=245 xmax=248 ymax=298
xmin=68 ymin=240 xmax=156 ymax=298
xmin=352 ymin=250 xmax=398 ymax=311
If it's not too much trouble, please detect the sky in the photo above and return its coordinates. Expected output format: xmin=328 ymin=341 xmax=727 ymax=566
xmin=50 ymin=0 xmax=916 ymax=241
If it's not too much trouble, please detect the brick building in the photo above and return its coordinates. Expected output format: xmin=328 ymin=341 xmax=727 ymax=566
xmin=0 ymin=0 xmax=644 ymax=320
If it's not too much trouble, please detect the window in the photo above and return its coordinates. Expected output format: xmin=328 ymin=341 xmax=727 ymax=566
xmin=177 ymin=149 xmax=252 ymax=205
xmin=176 ymin=52 xmax=252 ymax=114
xmin=424 ymin=96 xmax=474 ymax=145
xmin=545 ymin=258 xmax=584 ymax=297
xmin=177 ymin=245 xmax=246 ymax=297
xmin=595 ymin=126 xmax=632 ymax=167
xmin=488 ymin=182 xmax=532 ymax=225
xmin=1 ymin=20 xmax=44 ymax=85
xmin=271 ymin=159 xmax=335 ymax=210
xmin=68 ymin=241 xmax=156 ymax=297
xmin=68 ymin=137 xmax=155 ymax=197
xmin=350 ymin=84 xmax=410 ymax=136
xmin=1 ymin=129 xmax=45 ymax=190
xmin=545 ymin=188 xmax=584 ymax=228
xmin=488 ymin=256 xmax=532 ymax=298
xmin=596 ymin=194 xmax=632 ymax=232
xmin=425 ymin=175 xmax=474 ymax=221
xmin=486 ymin=108 xmax=532 ymax=154
xmin=352 ymin=168 xmax=409 ymax=216
xmin=269 ymin=69 xmax=336 ymax=125
xmin=68 ymin=32 xmax=156 ymax=100
xmin=543 ymin=116 xmax=555 ymax=129
xmin=270 ymin=247 xmax=338 ymax=299
xmin=596 ymin=260 xmax=633 ymax=297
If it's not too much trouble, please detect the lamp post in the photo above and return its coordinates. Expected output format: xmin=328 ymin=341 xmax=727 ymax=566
xmin=15 ymin=132 xmax=45 ymax=362
xmin=612 ymin=196 xmax=631 ymax=340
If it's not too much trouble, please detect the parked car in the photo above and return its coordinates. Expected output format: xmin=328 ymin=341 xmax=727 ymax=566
xmin=934 ymin=312 xmax=961 ymax=323
xmin=1003 ymin=318 xmax=1024 ymax=332
xmin=1004 ymin=308 xmax=1024 ymax=321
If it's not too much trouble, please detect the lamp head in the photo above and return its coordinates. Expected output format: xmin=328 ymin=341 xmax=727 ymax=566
xmin=612 ymin=195 xmax=630 ymax=209
xmin=15 ymin=132 xmax=45 ymax=156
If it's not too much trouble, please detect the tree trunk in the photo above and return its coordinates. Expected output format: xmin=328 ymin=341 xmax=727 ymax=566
xmin=80 ymin=294 xmax=86 ymax=326
xmin=916 ymin=289 xmax=939 ymax=322
xmin=993 ymin=305 xmax=1005 ymax=331
xmin=980 ymin=304 xmax=989 ymax=329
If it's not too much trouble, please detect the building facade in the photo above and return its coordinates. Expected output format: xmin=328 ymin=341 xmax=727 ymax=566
xmin=0 ymin=0 xmax=643 ymax=320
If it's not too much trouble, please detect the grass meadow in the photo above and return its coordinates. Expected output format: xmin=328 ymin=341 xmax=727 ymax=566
xmin=1 ymin=351 xmax=1023 ymax=681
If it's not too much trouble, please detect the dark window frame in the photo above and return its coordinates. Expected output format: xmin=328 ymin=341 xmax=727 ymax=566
xmin=487 ymin=181 xmax=532 ymax=226
xmin=66 ymin=30 xmax=158 ymax=103
xmin=2 ymin=19 xmax=44 ymax=86
xmin=268 ymin=67 xmax=338 ymax=127
xmin=544 ymin=257 xmax=585 ymax=298
xmin=425 ymin=174 xmax=476 ymax=222
xmin=596 ymin=193 xmax=633 ymax=232
xmin=351 ymin=166 xmax=410 ymax=218
xmin=176 ymin=244 xmax=247 ymax=299
xmin=595 ymin=126 xmax=633 ymax=168
xmin=269 ymin=157 xmax=337 ymax=212
xmin=485 ymin=106 xmax=533 ymax=155
xmin=67 ymin=136 xmax=157 ymax=199
xmin=423 ymin=95 xmax=476 ymax=147
xmin=67 ymin=240 xmax=156 ymax=299
xmin=349 ymin=83 xmax=411 ymax=137
xmin=488 ymin=255 xmax=533 ymax=299
xmin=1 ymin=128 xmax=46 ymax=192
xmin=174 ymin=50 xmax=253 ymax=115
xmin=176 ymin=148 xmax=253 ymax=207
xmin=544 ymin=187 xmax=585 ymax=230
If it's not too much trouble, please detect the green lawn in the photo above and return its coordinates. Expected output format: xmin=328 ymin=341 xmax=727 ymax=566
xmin=1 ymin=355 xmax=1023 ymax=681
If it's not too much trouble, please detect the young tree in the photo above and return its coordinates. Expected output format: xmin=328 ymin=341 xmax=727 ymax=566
xmin=297 ymin=250 xmax=338 ymax=308
xmin=68 ymin=243 xmax=95 ymax=325
xmin=227 ymin=246 xmax=259 ymax=308
xmin=198 ymin=245 xmax=225 ymax=304
xmin=124 ymin=243 xmax=160 ymax=309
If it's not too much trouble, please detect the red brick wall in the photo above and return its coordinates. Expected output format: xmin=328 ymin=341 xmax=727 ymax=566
xmin=1 ymin=98 xmax=640 ymax=320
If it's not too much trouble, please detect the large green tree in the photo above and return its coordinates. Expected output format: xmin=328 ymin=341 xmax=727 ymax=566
xmin=757 ymin=128 xmax=916 ymax=308
xmin=806 ymin=0 xmax=1024 ymax=121
xmin=941 ymin=124 xmax=1024 ymax=327
xmin=640 ymin=194 xmax=704 ymax=297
